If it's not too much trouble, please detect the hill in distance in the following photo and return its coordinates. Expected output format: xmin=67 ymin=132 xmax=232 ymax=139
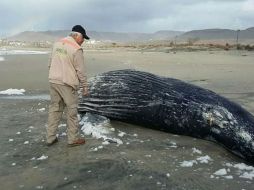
xmin=4 ymin=27 xmax=254 ymax=44
xmin=6 ymin=30 xmax=184 ymax=43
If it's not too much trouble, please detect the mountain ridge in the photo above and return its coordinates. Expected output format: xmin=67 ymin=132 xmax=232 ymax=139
xmin=4 ymin=27 xmax=254 ymax=43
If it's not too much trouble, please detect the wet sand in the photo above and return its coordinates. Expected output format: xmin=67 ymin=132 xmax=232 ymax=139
xmin=0 ymin=49 xmax=254 ymax=189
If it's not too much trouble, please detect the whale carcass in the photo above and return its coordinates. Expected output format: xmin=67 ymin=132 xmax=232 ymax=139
xmin=78 ymin=70 xmax=254 ymax=164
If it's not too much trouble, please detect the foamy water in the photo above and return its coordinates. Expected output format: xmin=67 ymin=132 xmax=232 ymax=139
xmin=0 ymin=49 xmax=48 ymax=55
xmin=0 ymin=94 xmax=50 ymax=100
xmin=0 ymin=56 xmax=5 ymax=61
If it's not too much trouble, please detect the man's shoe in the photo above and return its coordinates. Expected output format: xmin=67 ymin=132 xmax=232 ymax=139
xmin=46 ymin=138 xmax=58 ymax=146
xmin=68 ymin=139 xmax=86 ymax=147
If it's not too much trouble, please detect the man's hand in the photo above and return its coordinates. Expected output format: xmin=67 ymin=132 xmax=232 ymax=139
xmin=83 ymin=86 xmax=89 ymax=96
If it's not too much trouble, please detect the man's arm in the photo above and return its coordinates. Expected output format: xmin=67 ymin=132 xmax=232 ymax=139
xmin=73 ymin=49 xmax=88 ymax=96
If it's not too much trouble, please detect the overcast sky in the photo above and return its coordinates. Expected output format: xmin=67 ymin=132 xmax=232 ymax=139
xmin=0 ymin=0 xmax=254 ymax=37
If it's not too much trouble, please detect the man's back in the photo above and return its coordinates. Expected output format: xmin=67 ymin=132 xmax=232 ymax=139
xmin=49 ymin=36 xmax=82 ymax=89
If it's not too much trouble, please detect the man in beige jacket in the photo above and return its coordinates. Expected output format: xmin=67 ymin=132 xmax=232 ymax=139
xmin=46 ymin=25 xmax=89 ymax=147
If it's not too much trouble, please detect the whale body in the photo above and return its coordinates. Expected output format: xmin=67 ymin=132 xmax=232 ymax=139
xmin=78 ymin=70 xmax=254 ymax=164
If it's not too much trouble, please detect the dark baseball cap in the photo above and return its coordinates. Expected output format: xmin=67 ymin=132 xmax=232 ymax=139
xmin=72 ymin=25 xmax=90 ymax=40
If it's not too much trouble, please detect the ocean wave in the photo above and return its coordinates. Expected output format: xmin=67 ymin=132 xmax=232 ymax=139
xmin=0 ymin=49 xmax=48 ymax=55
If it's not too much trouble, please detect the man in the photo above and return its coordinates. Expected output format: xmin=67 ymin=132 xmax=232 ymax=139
xmin=46 ymin=25 xmax=89 ymax=147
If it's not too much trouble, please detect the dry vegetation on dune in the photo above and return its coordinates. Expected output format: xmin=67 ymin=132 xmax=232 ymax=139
xmin=83 ymin=41 xmax=254 ymax=52
xmin=1 ymin=38 xmax=254 ymax=52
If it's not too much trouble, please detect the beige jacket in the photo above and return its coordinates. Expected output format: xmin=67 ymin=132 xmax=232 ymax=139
xmin=48 ymin=36 xmax=87 ymax=90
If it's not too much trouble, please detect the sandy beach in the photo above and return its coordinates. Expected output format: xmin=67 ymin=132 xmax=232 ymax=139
xmin=0 ymin=48 xmax=254 ymax=189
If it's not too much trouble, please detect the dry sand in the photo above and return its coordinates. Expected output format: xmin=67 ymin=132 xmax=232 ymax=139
xmin=0 ymin=48 xmax=254 ymax=189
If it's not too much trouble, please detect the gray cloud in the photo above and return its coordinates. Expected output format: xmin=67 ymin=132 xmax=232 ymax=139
xmin=0 ymin=0 xmax=253 ymax=37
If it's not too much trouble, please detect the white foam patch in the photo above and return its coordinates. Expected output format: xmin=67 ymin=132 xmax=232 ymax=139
xmin=102 ymin=141 xmax=110 ymax=145
xmin=80 ymin=113 xmax=123 ymax=144
xmin=60 ymin=132 xmax=67 ymax=137
xmin=225 ymin=163 xmax=254 ymax=180
xmin=0 ymin=88 xmax=25 ymax=95
xmin=24 ymin=141 xmax=29 ymax=144
xmin=0 ymin=56 xmax=5 ymax=61
xmin=90 ymin=145 xmax=104 ymax=152
xmin=196 ymin=155 xmax=212 ymax=163
xmin=180 ymin=160 xmax=197 ymax=167
xmin=180 ymin=154 xmax=212 ymax=167
xmin=192 ymin=147 xmax=202 ymax=154
xmin=233 ymin=163 xmax=254 ymax=170
xmin=223 ymin=175 xmax=233 ymax=179
xmin=214 ymin=168 xmax=227 ymax=176
xmin=37 ymin=155 xmax=48 ymax=160
xmin=58 ymin=123 xmax=67 ymax=128
xmin=118 ymin=131 xmax=126 ymax=137
xmin=239 ymin=171 xmax=254 ymax=180
xmin=38 ymin=108 xmax=45 ymax=112
xmin=169 ymin=141 xmax=177 ymax=148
